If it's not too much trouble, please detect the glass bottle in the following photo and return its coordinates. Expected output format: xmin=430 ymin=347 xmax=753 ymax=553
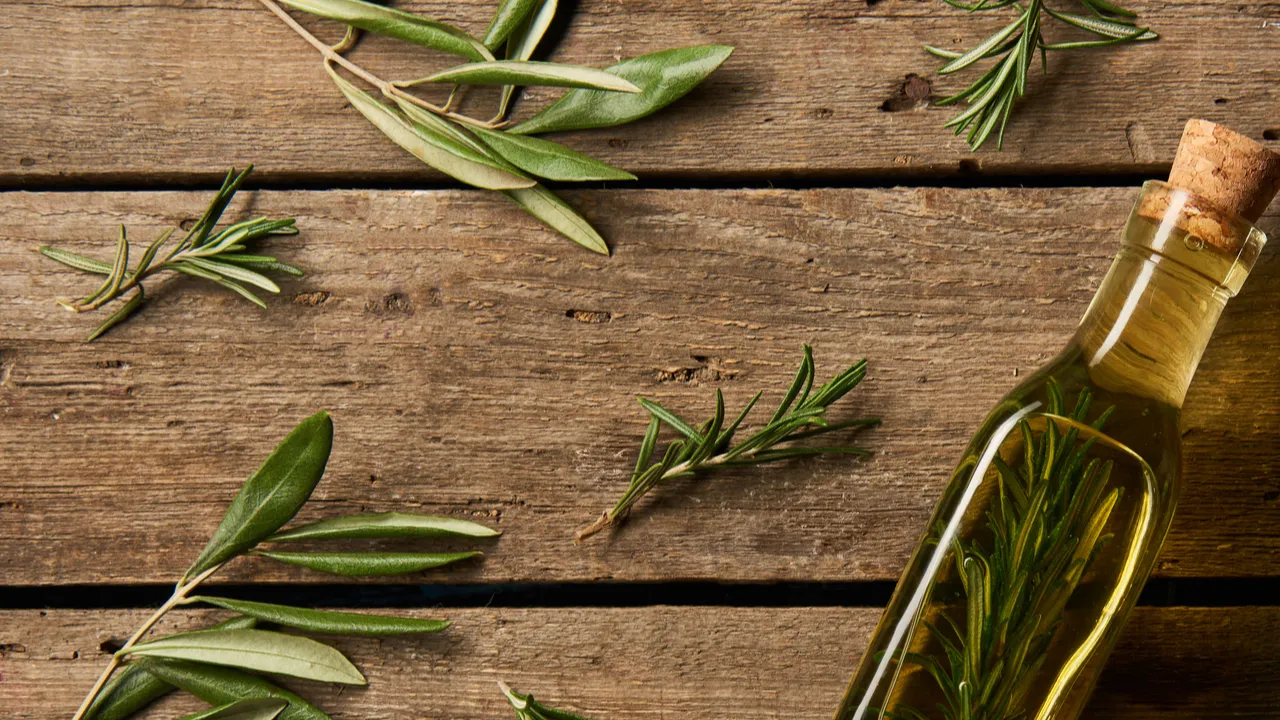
xmin=833 ymin=120 xmax=1280 ymax=720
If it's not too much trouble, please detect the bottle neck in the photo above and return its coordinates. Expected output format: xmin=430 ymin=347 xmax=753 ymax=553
xmin=1072 ymin=183 xmax=1266 ymax=408
xmin=1073 ymin=246 xmax=1227 ymax=408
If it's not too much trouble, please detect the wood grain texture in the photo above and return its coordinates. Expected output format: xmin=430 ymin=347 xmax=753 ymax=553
xmin=1 ymin=188 xmax=1278 ymax=585
xmin=3 ymin=607 xmax=1279 ymax=719
xmin=2 ymin=0 xmax=1279 ymax=185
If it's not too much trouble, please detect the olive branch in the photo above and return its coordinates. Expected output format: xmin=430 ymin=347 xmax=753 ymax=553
xmin=259 ymin=0 xmax=733 ymax=254
xmin=72 ymin=412 xmax=500 ymax=720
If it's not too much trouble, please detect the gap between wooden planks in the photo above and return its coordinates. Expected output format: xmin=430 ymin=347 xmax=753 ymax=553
xmin=0 ymin=188 xmax=1277 ymax=585
xmin=1 ymin=0 xmax=1278 ymax=184
xmin=3 ymin=607 xmax=1279 ymax=719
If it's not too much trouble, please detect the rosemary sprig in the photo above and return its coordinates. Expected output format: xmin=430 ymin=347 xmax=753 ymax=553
xmin=39 ymin=166 xmax=302 ymax=342
xmin=73 ymin=411 xmax=499 ymax=720
xmin=500 ymin=682 xmax=595 ymax=720
xmin=576 ymin=345 xmax=879 ymax=542
xmin=257 ymin=0 xmax=732 ymax=255
xmin=892 ymin=380 xmax=1122 ymax=720
xmin=927 ymin=0 xmax=1158 ymax=151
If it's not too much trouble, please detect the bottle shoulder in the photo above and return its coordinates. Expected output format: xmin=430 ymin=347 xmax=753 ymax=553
xmin=971 ymin=346 xmax=1182 ymax=473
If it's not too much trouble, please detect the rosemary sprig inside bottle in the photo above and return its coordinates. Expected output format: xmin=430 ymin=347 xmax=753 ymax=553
xmin=576 ymin=345 xmax=879 ymax=542
xmin=39 ymin=166 xmax=301 ymax=342
xmin=891 ymin=381 xmax=1121 ymax=720
xmin=928 ymin=0 xmax=1158 ymax=151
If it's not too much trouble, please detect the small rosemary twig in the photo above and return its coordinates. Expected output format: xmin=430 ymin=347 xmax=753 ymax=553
xmin=576 ymin=345 xmax=879 ymax=542
xmin=928 ymin=0 xmax=1158 ymax=151
xmin=39 ymin=166 xmax=302 ymax=342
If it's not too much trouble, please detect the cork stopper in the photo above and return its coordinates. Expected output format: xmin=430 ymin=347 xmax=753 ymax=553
xmin=1137 ymin=120 xmax=1280 ymax=252
xmin=1169 ymin=119 xmax=1280 ymax=224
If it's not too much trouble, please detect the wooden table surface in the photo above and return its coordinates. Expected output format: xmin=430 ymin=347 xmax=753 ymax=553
xmin=3 ymin=1 xmax=1279 ymax=718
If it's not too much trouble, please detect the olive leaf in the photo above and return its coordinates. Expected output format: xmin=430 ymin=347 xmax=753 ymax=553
xmin=406 ymin=61 xmax=640 ymax=93
xmin=178 ymin=699 xmax=290 ymax=720
xmin=510 ymin=46 xmax=734 ymax=135
xmin=124 ymin=629 xmax=365 ymax=685
xmin=276 ymin=0 xmax=492 ymax=61
xmin=183 ymin=411 xmax=334 ymax=582
xmin=471 ymin=127 xmax=637 ymax=182
xmin=389 ymin=96 xmax=531 ymax=175
xmin=484 ymin=0 xmax=542 ymax=48
xmin=254 ymin=550 xmax=482 ymax=576
xmin=503 ymin=186 xmax=608 ymax=255
xmin=497 ymin=0 xmax=560 ymax=117
xmin=328 ymin=64 xmax=533 ymax=191
xmin=84 ymin=666 xmax=172 ymax=720
xmin=267 ymin=512 xmax=501 ymax=541
xmin=500 ymin=682 xmax=595 ymax=720
xmin=129 ymin=659 xmax=330 ymax=720
xmin=72 ymin=413 xmax=501 ymax=720
xmin=86 ymin=617 xmax=260 ymax=720
xmin=191 ymin=597 xmax=452 ymax=636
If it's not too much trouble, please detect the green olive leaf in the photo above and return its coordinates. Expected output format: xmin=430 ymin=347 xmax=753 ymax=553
xmin=128 ymin=658 xmax=330 ymax=720
xmin=124 ymin=629 xmax=365 ymax=686
xmin=328 ymin=64 xmax=533 ymax=191
xmin=191 ymin=597 xmax=452 ymax=636
xmin=483 ymin=0 xmax=540 ymax=48
xmin=507 ymin=0 xmax=557 ymax=62
xmin=85 ymin=667 xmax=171 ymax=720
xmin=86 ymin=617 xmax=259 ymax=720
xmin=509 ymin=45 xmax=734 ymax=135
xmin=178 ymin=699 xmax=289 ymax=720
xmin=498 ymin=0 xmax=559 ymax=115
xmin=268 ymin=512 xmax=500 ymax=541
xmin=183 ymin=412 xmax=334 ymax=583
xmin=387 ymin=95 xmax=528 ymax=171
xmin=502 ymin=186 xmax=608 ymax=255
xmin=276 ymin=0 xmax=492 ymax=61
xmin=253 ymin=550 xmax=482 ymax=576
xmin=411 ymin=61 xmax=640 ymax=93
xmin=471 ymin=127 xmax=637 ymax=182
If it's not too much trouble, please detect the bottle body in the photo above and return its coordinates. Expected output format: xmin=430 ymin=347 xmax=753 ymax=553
xmin=834 ymin=183 xmax=1267 ymax=720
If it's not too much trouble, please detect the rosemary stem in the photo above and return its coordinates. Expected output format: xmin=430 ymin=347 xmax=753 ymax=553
xmin=575 ymin=448 xmax=748 ymax=542
xmin=256 ymin=0 xmax=503 ymax=130
xmin=68 ymin=563 xmax=223 ymax=720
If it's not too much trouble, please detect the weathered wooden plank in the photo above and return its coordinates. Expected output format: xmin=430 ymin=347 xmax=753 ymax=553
xmin=1 ymin=188 xmax=1278 ymax=585
xmin=2 ymin=1 xmax=1278 ymax=184
xmin=2 ymin=607 xmax=1278 ymax=718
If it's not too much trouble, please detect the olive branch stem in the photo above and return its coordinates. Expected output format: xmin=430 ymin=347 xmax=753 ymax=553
xmin=257 ymin=0 xmax=508 ymax=130
xmin=70 ymin=564 xmax=224 ymax=720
